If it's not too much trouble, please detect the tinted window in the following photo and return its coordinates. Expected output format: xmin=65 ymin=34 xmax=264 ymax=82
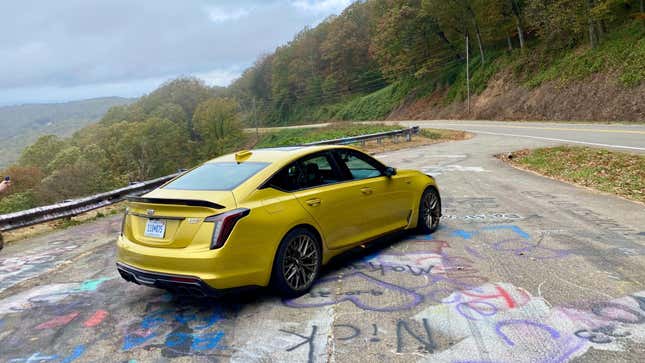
xmin=335 ymin=150 xmax=383 ymax=180
xmin=164 ymin=162 xmax=269 ymax=190
xmin=300 ymin=154 xmax=340 ymax=187
xmin=267 ymin=153 xmax=342 ymax=191
xmin=268 ymin=164 xmax=300 ymax=191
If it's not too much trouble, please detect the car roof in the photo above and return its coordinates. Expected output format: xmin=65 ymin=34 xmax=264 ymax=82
xmin=206 ymin=145 xmax=357 ymax=164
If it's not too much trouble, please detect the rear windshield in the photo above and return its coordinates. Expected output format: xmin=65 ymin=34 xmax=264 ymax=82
xmin=164 ymin=162 xmax=269 ymax=190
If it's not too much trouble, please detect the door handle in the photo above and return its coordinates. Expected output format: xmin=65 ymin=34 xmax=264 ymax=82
xmin=360 ymin=187 xmax=373 ymax=195
xmin=305 ymin=198 xmax=321 ymax=207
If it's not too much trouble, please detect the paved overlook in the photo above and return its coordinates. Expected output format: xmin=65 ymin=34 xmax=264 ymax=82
xmin=1 ymin=122 xmax=645 ymax=362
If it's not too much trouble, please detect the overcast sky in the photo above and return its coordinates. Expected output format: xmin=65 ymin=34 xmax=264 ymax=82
xmin=0 ymin=0 xmax=353 ymax=106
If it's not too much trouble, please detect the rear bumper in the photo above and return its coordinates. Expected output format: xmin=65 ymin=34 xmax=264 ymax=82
xmin=116 ymin=262 xmax=257 ymax=297
xmin=117 ymin=233 xmax=272 ymax=289
xmin=117 ymin=262 xmax=221 ymax=297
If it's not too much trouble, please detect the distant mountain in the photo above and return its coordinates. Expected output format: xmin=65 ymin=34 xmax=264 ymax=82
xmin=0 ymin=97 xmax=135 ymax=168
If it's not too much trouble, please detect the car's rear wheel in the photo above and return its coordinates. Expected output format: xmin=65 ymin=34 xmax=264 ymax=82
xmin=272 ymin=227 xmax=321 ymax=297
xmin=417 ymin=187 xmax=441 ymax=234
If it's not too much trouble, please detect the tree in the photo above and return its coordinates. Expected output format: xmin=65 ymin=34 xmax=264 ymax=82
xmin=192 ymin=98 xmax=244 ymax=158
xmin=372 ymin=1 xmax=459 ymax=81
xmin=0 ymin=165 xmax=44 ymax=194
xmin=509 ymin=0 xmax=527 ymax=49
xmin=19 ymin=135 xmax=66 ymax=171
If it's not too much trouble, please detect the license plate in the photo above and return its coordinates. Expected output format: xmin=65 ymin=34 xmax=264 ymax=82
xmin=144 ymin=219 xmax=166 ymax=239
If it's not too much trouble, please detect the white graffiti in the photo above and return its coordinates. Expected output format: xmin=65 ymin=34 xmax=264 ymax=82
xmin=444 ymin=213 xmax=524 ymax=222
xmin=0 ymin=245 xmax=79 ymax=293
xmin=421 ymin=165 xmax=489 ymax=175
xmin=414 ymin=282 xmax=645 ymax=362
xmin=0 ymin=278 xmax=112 ymax=314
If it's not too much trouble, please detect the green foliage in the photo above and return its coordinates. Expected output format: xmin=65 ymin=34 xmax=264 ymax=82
xmin=444 ymin=52 xmax=505 ymax=103
xmin=193 ymin=98 xmax=245 ymax=158
xmin=419 ymin=129 xmax=443 ymax=139
xmin=0 ymin=97 xmax=134 ymax=168
xmin=4 ymin=77 xmax=246 ymax=213
xmin=0 ymin=191 xmax=38 ymax=214
xmin=255 ymin=123 xmax=401 ymax=148
xmin=523 ymin=20 xmax=645 ymax=88
xmin=334 ymin=82 xmax=413 ymax=120
xmin=229 ymin=0 xmax=641 ymax=125
xmin=19 ymin=135 xmax=67 ymax=171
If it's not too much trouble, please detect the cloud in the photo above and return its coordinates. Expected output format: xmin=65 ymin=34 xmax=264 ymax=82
xmin=195 ymin=67 xmax=247 ymax=88
xmin=207 ymin=7 xmax=251 ymax=23
xmin=291 ymin=0 xmax=353 ymax=13
xmin=0 ymin=0 xmax=350 ymax=105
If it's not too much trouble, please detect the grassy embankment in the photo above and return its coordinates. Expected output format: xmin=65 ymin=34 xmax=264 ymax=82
xmin=501 ymin=146 xmax=645 ymax=203
xmin=285 ymin=20 xmax=644 ymax=123
xmin=3 ymin=123 xmax=469 ymax=243
xmin=254 ymin=122 xmax=470 ymax=153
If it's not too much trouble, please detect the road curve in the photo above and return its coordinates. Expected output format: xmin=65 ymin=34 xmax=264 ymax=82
xmin=392 ymin=120 xmax=645 ymax=154
xmin=1 ymin=132 xmax=644 ymax=362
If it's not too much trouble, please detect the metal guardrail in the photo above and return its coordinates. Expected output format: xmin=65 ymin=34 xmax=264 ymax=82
xmin=305 ymin=126 xmax=419 ymax=146
xmin=0 ymin=126 xmax=420 ymax=238
xmin=0 ymin=173 xmax=179 ymax=233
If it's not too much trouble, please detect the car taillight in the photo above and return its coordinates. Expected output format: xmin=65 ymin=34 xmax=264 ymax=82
xmin=204 ymin=208 xmax=250 ymax=249
xmin=120 ymin=208 xmax=128 ymax=236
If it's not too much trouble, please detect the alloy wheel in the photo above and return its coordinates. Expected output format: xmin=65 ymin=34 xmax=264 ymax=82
xmin=282 ymin=234 xmax=319 ymax=291
xmin=422 ymin=190 xmax=439 ymax=229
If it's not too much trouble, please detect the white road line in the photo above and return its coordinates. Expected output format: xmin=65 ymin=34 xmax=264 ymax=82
xmin=466 ymin=130 xmax=645 ymax=151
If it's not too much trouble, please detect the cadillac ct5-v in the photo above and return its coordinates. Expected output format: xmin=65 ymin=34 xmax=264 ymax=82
xmin=116 ymin=145 xmax=441 ymax=297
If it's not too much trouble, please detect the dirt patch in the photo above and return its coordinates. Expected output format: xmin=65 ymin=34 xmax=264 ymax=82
xmin=389 ymin=69 xmax=645 ymax=122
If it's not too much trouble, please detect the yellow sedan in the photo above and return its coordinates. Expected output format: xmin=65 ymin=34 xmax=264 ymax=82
xmin=116 ymin=145 xmax=441 ymax=297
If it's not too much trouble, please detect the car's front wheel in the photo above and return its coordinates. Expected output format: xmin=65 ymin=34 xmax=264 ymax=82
xmin=272 ymin=227 xmax=321 ymax=297
xmin=417 ymin=187 xmax=441 ymax=234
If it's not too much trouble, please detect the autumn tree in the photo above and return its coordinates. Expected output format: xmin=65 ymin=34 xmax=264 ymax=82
xmin=19 ymin=135 xmax=66 ymax=172
xmin=192 ymin=98 xmax=244 ymax=158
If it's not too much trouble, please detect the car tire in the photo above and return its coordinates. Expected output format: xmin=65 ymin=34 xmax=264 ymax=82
xmin=272 ymin=227 xmax=322 ymax=297
xmin=417 ymin=187 xmax=441 ymax=234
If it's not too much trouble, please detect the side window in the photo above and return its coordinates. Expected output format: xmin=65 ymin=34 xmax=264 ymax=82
xmin=266 ymin=153 xmax=342 ymax=191
xmin=267 ymin=164 xmax=301 ymax=191
xmin=335 ymin=150 xmax=383 ymax=180
xmin=297 ymin=154 xmax=341 ymax=188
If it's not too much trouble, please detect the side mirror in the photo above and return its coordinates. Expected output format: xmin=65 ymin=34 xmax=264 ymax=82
xmin=384 ymin=167 xmax=397 ymax=177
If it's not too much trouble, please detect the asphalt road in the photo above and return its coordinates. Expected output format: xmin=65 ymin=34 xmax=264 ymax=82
xmin=392 ymin=120 xmax=645 ymax=154
xmin=1 ymin=129 xmax=645 ymax=362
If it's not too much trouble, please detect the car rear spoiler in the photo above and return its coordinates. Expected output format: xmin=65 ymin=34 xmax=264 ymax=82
xmin=126 ymin=197 xmax=225 ymax=210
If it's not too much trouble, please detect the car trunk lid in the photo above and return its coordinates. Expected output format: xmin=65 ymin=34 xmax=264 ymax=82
xmin=124 ymin=190 xmax=236 ymax=249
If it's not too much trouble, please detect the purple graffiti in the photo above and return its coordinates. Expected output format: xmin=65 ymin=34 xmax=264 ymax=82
xmin=495 ymin=320 xmax=560 ymax=346
xmin=591 ymin=302 xmax=645 ymax=324
xmin=465 ymin=246 xmax=485 ymax=259
xmin=283 ymin=272 xmax=424 ymax=312
xmin=455 ymin=301 xmax=498 ymax=321
xmin=543 ymin=337 xmax=586 ymax=363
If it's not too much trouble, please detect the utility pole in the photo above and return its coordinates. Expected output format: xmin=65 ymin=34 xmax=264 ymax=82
xmin=252 ymin=98 xmax=259 ymax=141
xmin=466 ymin=34 xmax=471 ymax=115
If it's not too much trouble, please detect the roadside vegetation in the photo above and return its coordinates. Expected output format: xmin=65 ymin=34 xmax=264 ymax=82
xmin=1 ymin=125 xmax=468 ymax=244
xmin=255 ymin=123 xmax=470 ymax=153
xmin=0 ymin=79 xmax=244 ymax=214
xmin=500 ymin=146 xmax=645 ymax=203
xmin=0 ymin=97 xmax=465 ymax=215
xmin=0 ymin=97 xmax=134 ymax=169
xmin=230 ymin=1 xmax=644 ymax=124
xmin=254 ymin=123 xmax=401 ymax=148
